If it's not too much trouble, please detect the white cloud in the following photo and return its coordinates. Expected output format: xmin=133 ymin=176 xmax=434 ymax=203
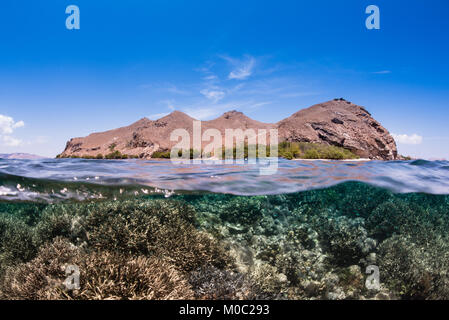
xmin=372 ymin=70 xmax=392 ymax=74
xmin=148 ymin=112 xmax=170 ymax=119
xmin=203 ymin=74 xmax=218 ymax=81
xmin=139 ymin=83 xmax=190 ymax=95
xmin=184 ymin=107 xmax=220 ymax=120
xmin=248 ymin=101 xmax=272 ymax=109
xmin=1 ymin=135 xmax=22 ymax=147
xmin=0 ymin=114 xmax=25 ymax=135
xmin=392 ymin=133 xmax=423 ymax=145
xmin=0 ymin=114 xmax=24 ymax=147
xmin=181 ymin=99 xmax=272 ymax=120
xmin=227 ymin=56 xmax=256 ymax=80
xmin=200 ymin=89 xmax=226 ymax=102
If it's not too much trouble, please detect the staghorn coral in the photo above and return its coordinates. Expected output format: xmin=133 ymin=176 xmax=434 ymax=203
xmin=82 ymin=199 xmax=231 ymax=272
xmin=318 ymin=215 xmax=376 ymax=267
xmin=189 ymin=266 xmax=257 ymax=300
xmin=33 ymin=203 xmax=87 ymax=247
xmin=249 ymin=263 xmax=289 ymax=299
xmin=0 ymin=202 xmax=46 ymax=226
xmin=219 ymin=196 xmax=266 ymax=225
xmin=75 ymin=251 xmax=194 ymax=300
xmin=2 ymin=181 xmax=449 ymax=300
xmin=30 ymin=199 xmax=232 ymax=273
xmin=0 ymin=238 xmax=194 ymax=300
xmin=378 ymin=234 xmax=449 ymax=300
xmin=0 ymin=215 xmax=36 ymax=278
xmin=0 ymin=237 xmax=79 ymax=299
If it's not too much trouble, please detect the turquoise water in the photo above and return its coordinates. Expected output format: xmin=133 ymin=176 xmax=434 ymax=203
xmin=0 ymin=158 xmax=449 ymax=299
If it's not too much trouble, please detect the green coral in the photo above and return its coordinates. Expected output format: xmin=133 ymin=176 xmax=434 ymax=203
xmin=378 ymin=235 xmax=449 ymax=299
xmin=0 ymin=215 xmax=36 ymax=278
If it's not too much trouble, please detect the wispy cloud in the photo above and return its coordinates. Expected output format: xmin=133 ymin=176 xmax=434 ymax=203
xmin=139 ymin=83 xmax=190 ymax=95
xmin=223 ymin=55 xmax=256 ymax=80
xmin=247 ymin=101 xmax=273 ymax=109
xmin=183 ymin=107 xmax=222 ymax=120
xmin=148 ymin=112 xmax=170 ymax=120
xmin=139 ymin=54 xmax=321 ymax=124
xmin=202 ymin=74 xmax=218 ymax=81
xmin=372 ymin=70 xmax=392 ymax=74
xmin=280 ymin=91 xmax=320 ymax=98
xmin=200 ymin=89 xmax=226 ymax=102
xmin=392 ymin=133 xmax=423 ymax=145
xmin=159 ymin=100 xmax=176 ymax=110
xmin=181 ymin=99 xmax=273 ymax=120
xmin=1 ymin=135 xmax=22 ymax=147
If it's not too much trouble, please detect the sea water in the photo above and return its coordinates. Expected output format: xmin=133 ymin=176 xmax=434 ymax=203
xmin=0 ymin=158 xmax=448 ymax=299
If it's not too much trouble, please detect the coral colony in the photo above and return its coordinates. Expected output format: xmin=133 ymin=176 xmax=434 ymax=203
xmin=1 ymin=182 xmax=449 ymax=299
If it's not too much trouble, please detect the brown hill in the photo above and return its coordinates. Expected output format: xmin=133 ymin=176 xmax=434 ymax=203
xmin=59 ymin=99 xmax=398 ymax=160
xmin=277 ymin=99 xmax=397 ymax=160
xmin=0 ymin=153 xmax=46 ymax=160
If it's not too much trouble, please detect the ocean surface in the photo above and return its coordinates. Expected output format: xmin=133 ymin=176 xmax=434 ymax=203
xmin=1 ymin=158 xmax=449 ymax=300
xmin=1 ymin=158 xmax=449 ymax=201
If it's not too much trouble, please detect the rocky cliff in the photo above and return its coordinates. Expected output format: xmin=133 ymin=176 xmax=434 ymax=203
xmin=277 ymin=99 xmax=397 ymax=160
xmin=59 ymin=99 xmax=398 ymax=160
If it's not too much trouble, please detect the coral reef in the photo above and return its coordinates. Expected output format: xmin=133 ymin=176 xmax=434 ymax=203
xmin=184 ymin=182 xmax=449 ymax=300
xmin=1 ymin=238 xmax=194 ymax=300
xmin=189 ymin=266 xmax=257 ymax=300
xmin=1 ymin=181 xmax=449 ymax=300
xmin=0 ymin=215 xmax=36 ymax=277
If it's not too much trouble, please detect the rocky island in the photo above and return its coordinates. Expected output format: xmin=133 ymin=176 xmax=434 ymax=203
xmin=58 ymin=99 xmax=398 ymax=160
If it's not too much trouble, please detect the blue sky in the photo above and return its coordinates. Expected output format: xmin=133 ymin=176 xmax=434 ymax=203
xmin=0 ymin=0 xmax=448 ymax=158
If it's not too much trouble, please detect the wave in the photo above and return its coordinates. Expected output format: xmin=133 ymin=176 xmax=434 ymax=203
xmin=1 ymin=158 xmax=449 ymax=202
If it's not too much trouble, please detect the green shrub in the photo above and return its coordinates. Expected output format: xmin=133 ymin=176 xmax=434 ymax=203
xmin=278 ymin=142 xmax=358 ymax=160
xmin=108 ymin=143 xmax=116 ymax=151
xmin=151 ymin=150 xmax=171 ymax=159
xmin=105 ymin=150 xmax=126 ymax=159
xmin=304 ymin=149 xmax=320 ymax=159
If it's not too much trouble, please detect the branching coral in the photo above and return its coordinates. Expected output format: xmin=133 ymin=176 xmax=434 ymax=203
xmin=378 ymin=234 xmax=449 ymax=299
xmin=0 ymin=215 xmax=36 ymax=278
xmin=1 ymin=238 xmax=194 ymax=300
xmin=82 ymin=199 xmax=231 ymax=272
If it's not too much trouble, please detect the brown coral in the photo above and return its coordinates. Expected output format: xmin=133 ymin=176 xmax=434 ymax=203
xmin=0 ymin=238 xmax=194 ymax=300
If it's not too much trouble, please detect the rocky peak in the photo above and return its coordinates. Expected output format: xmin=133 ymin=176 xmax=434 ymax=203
xmin=221 ymin=110 xmax=245 ymax=119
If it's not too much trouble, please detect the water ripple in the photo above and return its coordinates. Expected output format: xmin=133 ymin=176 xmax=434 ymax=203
xmin=1 ymin=158 xmax=449 ymax=201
